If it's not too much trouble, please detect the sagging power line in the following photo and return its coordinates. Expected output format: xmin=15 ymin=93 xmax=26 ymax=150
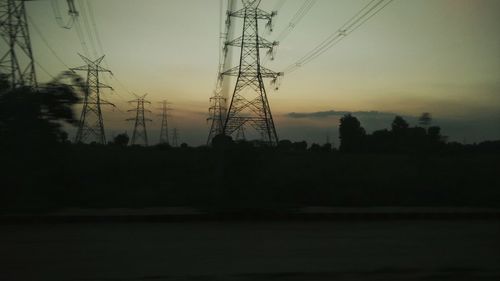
xmin=50 ymin=0 xmax=78 ymax=29
xmin=283 ymin=0 xmax=394 ymax=74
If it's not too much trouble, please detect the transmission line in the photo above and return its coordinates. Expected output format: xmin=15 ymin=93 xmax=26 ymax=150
xmin=79 ymin=1 xmax=135 ymax=100
xmin=50 ymin=0 xmax=77 ymax=29
xmin=282 ymin=0 xmax=394 ymax=74
xmin=275 ymin=0 xmax=317 ymax=42
xmin=273 ymin=0 xmax=286 ymax=12
xmin=27 ymin=15 xmax=71 ymax=71
xmin=86 ymin=1 xmax=106 ymax=57
xmin=263 ymin=0 xmax=317 ymax=65
xmin=76 ymin=0 xmax=98 ymax=59
xmin=74 ymin=17 xmax=90 ymax=57
xmin=34 ymin=60 xmax=56 ymax=80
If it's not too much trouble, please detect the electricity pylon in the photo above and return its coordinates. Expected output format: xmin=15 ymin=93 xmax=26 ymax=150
xmin=206 ymin=0 xmax=237 ymax=145
xmin=171 ymin=128 xmax=179 ymax=147
xmin=71 ymin=54 xmax=113 ymax=144
xmin=127 ymin=94 xmax=152 ymax=146
xmin=207 ymin=93 xmax=226 ymax=144
xmin=0 ymin=0 xmax=37 ymax=89
xmin=222 ymin=0 xmax=282 ymax=145
xmin=158 ymin=100 xmax=171 ymax=145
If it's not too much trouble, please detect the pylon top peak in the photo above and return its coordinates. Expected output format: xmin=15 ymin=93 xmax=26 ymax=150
xmin=77 ymin=53 xmax=106 ymax=66
xmin=242 ymin=0 xmax=261 ymax=8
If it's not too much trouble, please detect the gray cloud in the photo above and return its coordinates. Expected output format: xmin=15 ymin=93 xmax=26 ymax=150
xmin=287 ymin=110 xmax=405 ymax=120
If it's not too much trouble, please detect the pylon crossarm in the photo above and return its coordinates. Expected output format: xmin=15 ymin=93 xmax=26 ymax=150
xmin=221 ymin=66 xmax=239 ymax=77
xmin=259 ymin=66 xmax=282 ymax=79
xmin=225 ymin=36 xmax=276 ymax=49
xmin=70 ymin=65 xmax=89 ymax=72
xmin=99 ymin=99 xmax=115 ymax=107
xmin=96 ymin=65 xmax=112 ymax=73
xmin=97 ymin=82 xmax=112 ymax=90
xmin=229 ymin=8 xmax=274 ymax=20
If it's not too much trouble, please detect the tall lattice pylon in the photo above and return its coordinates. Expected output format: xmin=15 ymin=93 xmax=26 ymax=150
xmin=158 ymin=100 xmax=171 ymax=145
xmin=0 ymin=0 xmax=37 ymax=89
xmin=207 ymin=0 xmax=237 ymax=145
xmin=207 ymin=93 xmax=226 ymax=144
xmin=71 ymin=54 xmax=113 ymax=144
xmin=127 ymin=94 xmax=152 ymax=146
xmin=222 ymin=0 xmax=282 ymax=145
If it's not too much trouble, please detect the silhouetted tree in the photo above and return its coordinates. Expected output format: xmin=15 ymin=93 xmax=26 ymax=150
xmin=321 ymin=142 xmax=333 ymax=152
xmin=339 ymin=114 xmax=366 ymax=152
xmin=309 ymin=143 xmax=321 ymax=152
xmin=418 ymin=112 xmax=432 ymax=127
xmin=428 ymin=126 xmax=443 ymax=143
xmin=367 ymin=129 xmax=392 ymax=152
xmin=391 ymin=116 xmax=409 ymax=134
xmin=110 ymin=133 xmax=129 ymax=146
xmin=277 ymin=139 xmax=293 ymax=151
xmin=0 ymin=83 xmax=79 ymax=148
xmin=292 ymin=141 xmax=308 ymax=151
xmin=212 ymin=134 xmax=233 ymax=149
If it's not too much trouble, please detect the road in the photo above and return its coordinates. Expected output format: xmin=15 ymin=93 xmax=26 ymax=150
xmin=1 ymin=220 xmax=499 ymax=280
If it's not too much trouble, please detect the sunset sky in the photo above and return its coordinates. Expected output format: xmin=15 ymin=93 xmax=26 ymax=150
xmin=25 ymin=0 xmax=500 ymax=145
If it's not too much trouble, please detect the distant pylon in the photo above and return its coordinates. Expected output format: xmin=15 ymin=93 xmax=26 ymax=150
xmin=71 ymin=54 xmax=113 ymax=144
xmin=0 ymin=0 xmax=37 ymax=89
xmin=222 ymin=0 xmax=282 ymax=145
xmin=158 ymin=100 xmax=171 ymax=145
xmin=127 ymin=94 xmax=152 ymax=146
xmin=207 ymin=93 xmax=226 ymax=144
xmin=171 ymin=128 xmax=179 ymax=147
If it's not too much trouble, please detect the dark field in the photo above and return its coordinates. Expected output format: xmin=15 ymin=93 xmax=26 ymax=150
xmin=2 ymin=144 xmax=500 ymax=213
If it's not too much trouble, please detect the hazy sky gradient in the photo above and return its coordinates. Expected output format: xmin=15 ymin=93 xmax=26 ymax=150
xmin=24 ymin=0 xmax=500 ymax=145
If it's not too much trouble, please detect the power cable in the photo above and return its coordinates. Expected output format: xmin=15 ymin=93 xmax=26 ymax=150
xmin=282 ymin=0 xmax=394 ymax=74
xmin=27 ymin=15 xmax=71 ymax=71
xmin=76 ymin=0 xmax=98 ymax=59
xmin=34 ymin=60 xmax=56 ymax=80
xmin=82 ymin=1 xmax=135 ymax=99
xmin=50 ymin=0 xmax=75 ymax=29
xmin=275 ymin=0 xmax=317 ymax=42
xmin=86 ymin=1 xmax=106 ymax=57
xmin=263 ymin=0 xmax=318 ymax=65
xmin=74 ymin=19 xmax=90 ymax=57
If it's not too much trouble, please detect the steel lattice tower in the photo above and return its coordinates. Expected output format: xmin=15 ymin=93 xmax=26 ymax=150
xmin=127 ymin=94 xmax=151 ymax=146
xmin=222 ymin=0 xmax=281 ymax=145
xmin=72 ymin=54 xmax=112 ymax=144
xmin=207 ymin=93 xmax=226 ymax=144
xmin=0 ymin=0 xmax=37 ymax=89
xmin=171 ymin=128 xmax=179 ymax=147
xmin=159 ymin=100 xmax=171 ymax=145
xmin=207 ymin=0 xmax=237 ymax=145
